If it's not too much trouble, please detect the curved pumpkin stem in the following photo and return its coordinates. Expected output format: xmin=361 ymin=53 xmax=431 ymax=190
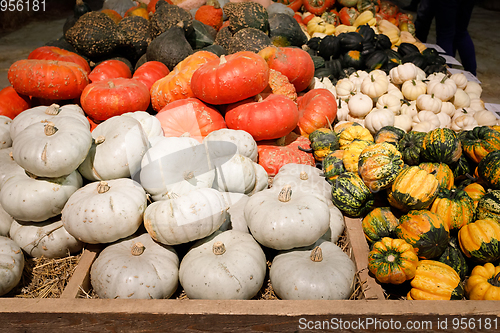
xmin=131 ymin=242 xmax=145 ymax=256
xmin=310 ymin=246 xmax=323 ymax=262
xmin=488 ymin=272 xmax=500 ymax=287
xmin=298 ymin=145 xmax=313 ymax=153
xmin=213 ymin=241 xmax=226 ymax=255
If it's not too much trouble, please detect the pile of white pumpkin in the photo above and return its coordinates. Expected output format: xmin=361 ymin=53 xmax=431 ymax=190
xmin=0 ymin=104 xmax=353 ymax=301
xmin=310 ymin=62 xmax=498 ymax=134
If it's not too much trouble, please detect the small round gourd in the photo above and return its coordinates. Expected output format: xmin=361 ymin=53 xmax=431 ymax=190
xmin=203 ymin=128 xmax=258 ymax=162
xmin=407 ymin=260 xmax=464 ymax=300
xmin=465 ymin=263 xmax=500 ymax=300
xmin=0 ymin=235 xmax=24 ymax=296
xmin=426 ymin=76 xmax=457 ymax=102
xmin=144 ymin=187 xmax=228 ymax=246
xmin=90 ymin=233 xmax=179 ymax=299
xmin=0 ymin=116 xmax=12 ymax=149
xmin=358 ymin=142 xmax=404 ymax=192
xmin=62 ymin=179 xmax=147 ymax=244
xmin=348 ymin=93 xmax=373 ymax=118
xmin=416 ymin=94 xmax=442 ymax=114
xmin=270 ymin=240 xmax=356 ymax=300
xmin=211 ymin=154 xmax=256 ymax=194
xmin=9 ymin=218 xmax=83 ymax=258
xmin=179 ymin=230 xmax=266 ymax=300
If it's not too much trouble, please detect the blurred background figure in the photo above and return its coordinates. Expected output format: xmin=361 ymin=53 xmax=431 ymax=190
xmin=413 ymin=0 xmax=436 ymax=43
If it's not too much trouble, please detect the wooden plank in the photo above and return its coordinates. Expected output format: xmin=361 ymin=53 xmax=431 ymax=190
xmin=344 ymin=217 xmax=386 ymax=300
xmin=60 ymin=245 xmax=101 ymax=299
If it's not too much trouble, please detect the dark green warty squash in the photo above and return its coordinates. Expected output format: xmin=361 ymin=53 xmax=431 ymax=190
xmin=331 ymin=172 xmax=375 ymax=217
xmin=362 ymin=207 xmax=400 ymax=243
xmin=421 ymin=128 xmax=462 ymax=165
xmin=398 ymin=131 xmax=425 ymax=166
xmin=476 ymin=190 xmax=500 ymax=221
xmin=477 ymin=150 xmax=500 ymax=190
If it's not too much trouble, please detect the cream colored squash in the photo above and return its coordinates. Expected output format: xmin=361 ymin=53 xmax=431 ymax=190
xmin=336 ymin=78 xmax=357 ymax=100
xmin=308 ymin=77 xmax=336 ymax=97
xmin=12 ymin=117 xmax=92 ymax=178
xmin=450 ymin=72 xmax=468 ymax=89
xmin=360 ymin=73 xmax=389 ymax=99
xmin=386 ymin=82 xmax=404 ymax=101
xmin=9 ymin=218 xmax=83 ymax=258
xmin=78 ymin=115 xmax=150 ymax=181
xmin=0 ymin=148 xmax=24 ymax=190
xmin=450 ymin=115 xmax=478 ymax=132
xmin=426 ymin=76 xmax=457 ymax=102
xmin=0 ymin=203 xmax=13 ymax=237
xmin=272 ymin=163 xmax=332 ymax=200
xmin=346 ymin=115 xmax=365 ymax=126
xmin=416 ymin=94 xmax=443 ymax=114
xmin=452 ymin=107 xmax=476 ymax=120
xmin=0 ymin=236 xmax=24 ymax=296
xmin=90 ymin=233 xmax=179 ymax=299
xmin=364 ymin=108 xmax=395 ymax=135
xmin=144 ymin=187 xmax=228 ymax=245
xmin=219 ymin=192 xmax=250 ymax=233
xmin=375 ymin=93 xmax=401 ymax=114
xmin=336 ymin=98 xmax=350 ymax=121
xmin=389 ymin=63 xmax=418 ymax=85
xmin=212 ymin=153 xmax=256 ymax=194
xmin=400 ymin=100 xmax=418 ymax=118
xmin=401 ymin=79 xmax=426 ymax=101
xmin=348 ymin=93 xmax=373 ymax=118
xmin=245 ymin=185 xmax=330 ymax=250
xmin=394 ymin=114 xmax=413 ymax=132
xmin=348 ymin=70 xmax=369 ymax=93
xmin=436 ymin=112 xmax=452 ymax=128
xmin=452 ymin=88 xmax=471 ymax=109
xmin=412 ymin=121 xmax=434 ymax=132
xmin=203 ymin=128 xmax=258 ymax=162
xmin=426 ymin=72 xmax=446 ymax=82
xmin=412 ymin=111 xmax=440 ymax=131
xmin=122 ymin=111 xmax=163 ymax=144
xmin=464 ymin=81 xmax=482 ymax=98
xmin=440 ymin=101 xmax=456 ymax=117
xmin=0 ymin=116 xmax=12 ymax=149
xmin=179 ymin=230 xmax=266 ymax=300
xmin=473 ymin=110 xmax=498 ymax=126
xmin=0 ymin=170 xmax=82 ymax=222
xmin=469 ymin=98 xmax=486 ymax=112
xmin=415 ymin=67 xmax=427 ymax=81
xmin=269 ymin=240 xmax=356 ymax=300
xmin=62 ymin=179 xmax=147 ymax=244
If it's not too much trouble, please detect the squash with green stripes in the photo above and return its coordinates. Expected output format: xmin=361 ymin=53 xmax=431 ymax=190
xmin=309 ymin=128 xmax=339 ymax=161
xmin=438 ymin=237 xmax=469 ymax=280
xmin=476 ymin=190 xmax=500 ymax=221
xmin=460 ymin=126 xmax=500 ymax=164
xmin=322 ymin=150 xmax=345 ymax=183
xmin=373 ymin=126 xmax=405 ymax=149
xmin=430 ymin=188 xmax=475 ymax=232
xmin=458 ymin=218 xmax=500 ymax=263
xmin=477 ymin=150 xmax=500 ymax=190
xmin=398 ymin=131 xmax=425 ymax=166
xmin=362 ymin=207 xmax=400 ymax=243
xmin=421 ymin=128 xmax=462 ymax=165
xmin=418 ymin=162 xmax=454 ymax=190
xmin=330 ymin=171 xmax=374 ymax=217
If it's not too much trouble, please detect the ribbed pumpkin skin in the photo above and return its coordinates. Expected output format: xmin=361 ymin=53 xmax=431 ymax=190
xmin=309 ymin=128 xmax=340 ymax=161
xmin=462 ymin=182 xmax=486 ymax=208
xmin=460 ymin=126 xmax=500 ymax=164
xmin=322 ymin=150 xmax=345 ymax=182
xmin=331 ymin=172 xmax=375 ymax=217
xmin=338 ymin=125 xmax=374 ymax=149
xmin=407 ymin=260 xmax=464 ymax=300
xmin=465 ymin=262 xmax=500 ymax=300
xmin=362 ymin=207 xmax=400 ymax=243
xmin=368 ymin=237 xmax=418 ymax=284
xmin=418 ymin=162 xmax=454 ymax=190
xmin=438 ymin=237 xmax=469 ymax=280
xmin=458 ymin=218 xmax=500 ymax=263
xmin=421 ymin=128 xmax=462 ymax=165
xmin=477 ymin=150 xmax=500 ymax=190
xmin=398 ymin=131 xmax=425 ymax=166
xmin=342 ymin=139 xmax=373 ymax=173
xmin=476 ymin=190 xmax=500 ymax=221
xmin=451 ymin=154 xmax=472 ymax=181
xmin=358 ymin=142 xmax=404 ymax=193
xmin=396 ymin=210 xmax=450 ymax=260
xmin=373 ymin=126 xmax=405 ymax=148
xmin=387 ymin=166 xmax=440 ymax=212
xmin=430 ymin=189 xmax=475 ymax=231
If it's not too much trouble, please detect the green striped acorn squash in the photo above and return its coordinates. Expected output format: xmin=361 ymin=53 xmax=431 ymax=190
xmin=398 ymin=131 xmax=425 ymax=166
xmin=387 ymin=165 xmax=440 ymax=212
xmin=476 ymin=189 xmax=500 ymax=221
xmin=450 ymin=154 xmax=473 ymax=182
xmin=418 ymin=162 xmax=454 ymax=190
xmin=459 ymin=126 xmax=500 ymax=164
xmin=421 ymin=128 xmax=462 ymax=165
xmin=396 ymin=209 xmax=450 ymax=260
xmin=477 ymin=150 xmax=500 ymax=190
xmin=374 ymin=126 xmax=405 ymax=149
xmin=341 ymin=50 xmax=363 ymax=70
xmin=358 ymin=142 xmax=404 ymax=193
xmin=430 ymin=188 xmax=475 ymax=232
xmin=461 ymin=182 xmax=486 ymax=208
xmin=458 ymin=218 xmax=500 ymax=263
xmin=362 ymin=207 xmax=400 ymax=243
xmin=308 ymin=128 xmax=339 ymax=161
xmin=330 ymin=171 xmax=374 ymax=217
xmin=322 ymin=150 xmax=345 ymax=183
xmin=438 ymin=236 xmax=469 ymax=280
xmin=268 ymin=13 xmax=308 ymax=47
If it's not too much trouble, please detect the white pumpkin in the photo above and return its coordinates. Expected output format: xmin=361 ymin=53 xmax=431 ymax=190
xmin=400 ymin=100 xmax=419 ymax=118
xmin=12 ymin=117 xmax=92 ymax=178
xmin=212 ymin=153 xmax=256 ymax=194
xmin=90 ymin=233 xmax=179 ymax=299
xmin=0 ymin=170 xmax=82 ymax=222
xmin=394 ymin=114 xmax=413 ymax=132
xmin=272 ymin=163 xmax=332 ymax=200
xmin=179 ymin=230 xmax=266 ymax=300
xmin=452 ymin=107 xmax=476 ymax=120
xmin=348 ymin=93 xmax=373 ymax=118
xmin=412 ymin=111 xmax=440 ymax=132
xmin=122 ymin=111 xmax=163 ymax=143
xmin=386 ymin=82 xmax=405 ymax=101
xmin=452 ymin=88 xmax=471 ymax=109
xmin=349 ymin=70 xmax=369 ymax=93
xmin=450 ymin=115 xmax=478 ymax=132
xmin=426 ymin=76 xmax=457 ymax=102
xmin=0 ymin=116 xmax=12 ymax=149
xmin=0 ymin=236 xmax=24 ymax=296
xmin=0 ymin=203 xmax=13 ymax=237
xmin=464 ymin=81 xmax=482 ymax=98
xmin=389 ymin=63 xmax=418 ymax=85
xmin=9 ymin=218 xmax=83 ymax=258
xmin=473 ymin=110 xmax=498 ymax=126
xmin=401 ymin=79 xmax=427 ymax=101
xmin=308 ymin=77 xmax=336 ymax=97
xmin=336 ymin=78 xmax=357 ymax=100
xmin=78 ymin=115 xmax=150 ymax=181
xmin=450 ymin=72 xmax=468 ymax=89
xmin=411 ymin=121 xmax=434 ymax=132
xmin=375 ymin=93 xmax=401 ymax=114
xmin=415 ymin=66 xmax=427 ymax=81
xmin=336 ymin=98 xmax=350 ymax=121
xmin=144 ymin=187 xmax=228 ymax=245
xmin=364 ymin=108 xmax=395 ymax=135
xmin=245 ymin=185 xmax=330 ymax=250
xmin=203 ymin=128 xmax=258 ymax=162
xmin=248 ymin=162 xmax=269 ymax=196
xmin=436 ymin=112 xmax=452 ymax=128
xmin=219 ymin=192 xmax=250 ymax=233
xmin=321 ymin=202 xmax=345 ymax=243
xmin=426 ymin=72 xmax=446 ymax=82
xmin=440 ymin=101 xmax=456 ymax=116
xmin=469 ymin=98 xmax=486 ymax=112
xmin=9 ymin=104 xmax=89 ymax=141
xmin=360 ymin=73 xmax=389 ymax=99
xmin=0 ymin=148 xmax=25 ymax=190
xmin=346 ymin=115 xmax=366 ymax=126
xmin=138 ymin=136 xmax=215 ymax=200
xmin=62 ymin=179 xmax=147 ymax=244
xmin=416 ymin=94 xmax=442 ymax=114
xmin=269 ymin=240 xmax=356 ymax=300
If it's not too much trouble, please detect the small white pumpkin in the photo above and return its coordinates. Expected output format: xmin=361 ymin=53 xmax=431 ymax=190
xmin=412 ymin=111 xmax=440 ymax=131
xmin=179 ymin=230 xmax=266 ymax=300
xmin=0 ymin=203 xmax=13 ymax=237
xmin=440 ymin=101 xmax=456 ymax=116
xmin=361 ymin=73 xmax=389 ymax=99
xmin=9 ymin=218 xmax=83 ymax=258
xmin=452 ymin=107 xmax=476 ymax=120
xmin=469 ymin=98 xmax=486 ymax=112
xmin=426 ymin=72 xmax=446 ymax=82
xmin=386 ymin=82 xmax=405 ymax=101
xmin=415 ymin=66 xmax=427 ymax=81
xmin=375 ymin=93 xmax=401 ymax=114
xmin=272 ymin=163 xmax=332 ymax=200
xmin=426 ymin=76 xmax=457 ymax=102
xmin=464 ymin=81 xmax=482 ymax=98
xmin=450 ymin=115 xmax=478 ymax=132
xmin=90 ymin=233 xmax=179 ymax=299
xmin=452 ymin=88 xmax=471 ymax=109
xmin=0 ymin=235 xmax=24 ymax=296
xmin=144 ymin=187 xmax=228 ymax=246
xmin=394 ymin=114 xmax=413 ymax=132
xmin=389 ymin=62 xmax=418 ymax=85
xmin=308 ymin=77 xmax=336 ymax=97
xmin=269 ymin=240 xmax=356 ymax=300
xmin=436 ymin=112 xmax=452 ymax=128
xmin=416 ymin=94 xmax=443 ymax=114
xmin=203 ymin=128 xmax=258 ymax=162
xmin=348 ymin=93 xmax=373 ymax=118
xmin=122 ymin=111 xmax=164 ymax=144
xmin=245 ymin=185 xmax=330 ymax=250
xmin=400 ymin=100 xmax=419 ymax=118
xmin=450 ymin=72 xmax=468 ymax=90
xmin=473 ymin=110 xmax=498 ymax=126
xmin=349 ymin=70 xmax=369 ymax=93
xmin=0 ymin=170 xmax=82 ymax=222
xmin=336 ymin=78 xmax=357 ymax=100
xmin=12 ymin=117 xmax=92 ymax=178
xmin=401 ymin=79 xmax=427 ymax=101
xmin=336 ymin=98 xmax=350 ymax=121
xmin=212 ymin=153 xmax=256 ymax=194
xmin=0 ymin=148 xmax=25 ymax=190
xmin=0 ymin=116 xmax=12 ymax=149
xmin=346 ymin=114 xmax=366 ymax=126
xmin=62 ymin=179 xmax=147 ymax=244
xmin=219 ymin=192 xmax=250 ymax=233
xmin=364 ymin=108 xmax=395 ymax=135
xmin=78 ymin=115 xmax=150 ymax=181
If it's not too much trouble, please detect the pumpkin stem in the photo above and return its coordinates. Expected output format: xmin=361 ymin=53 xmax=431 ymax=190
xmin=299 ymin=171 xmax=308 ymax=180
xmin=108 ymin=81 xmax=115 ymax=89
xmin=97 ymin=181 xmax=110 ymax=194
xmin=278 ymin=185 xmax=292 ymax=202
xmin=411 ymin=79 xmax=416 ymax=86
xmin=371 ymin=75 xmax=375 ymax=82
xmin=310 ymin=246 xmax=323 ymax=262
xmin=213 ymin=241 xmax=226 ymax=255
xmin=489 ymin=272 xmax=500 ymax=287
xmin=45 ymin=104 xmax=60 ymax=115
xmin=44 ymin=122 xmax=58 ymax=136
xmin=219 ymin=55 xmax=227 ymax=65
xmin=298 ymin=145 xmax=313 ymax=153
xmin=25 ymin=170 xmax=38 ymax=179
xmin=131 ymin=242 xmax=145 ymax=256
xmin=255 ymin=94 xmax=264 ymax=103
xmin=440 ymin=76 xmax=447 ymax=84
xmin=183 ymin=170 xmax=195 ymax=180
xmin=94 ymin=135 xmax=105 ymax=145
xmin=180 ymin=132 xmax=191 ymax=137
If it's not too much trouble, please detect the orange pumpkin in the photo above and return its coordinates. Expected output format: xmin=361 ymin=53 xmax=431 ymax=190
xmin=28 ymin=45 xmax=91 ymax=75
xmin=296 ymin=88 xmax=337 ymax=137
xmin=0 ymin=86 xmax=31 ymax=120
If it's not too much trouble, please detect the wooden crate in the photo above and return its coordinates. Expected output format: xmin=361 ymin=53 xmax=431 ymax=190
xmin=0 ymin=218 xmax=498 ymax=332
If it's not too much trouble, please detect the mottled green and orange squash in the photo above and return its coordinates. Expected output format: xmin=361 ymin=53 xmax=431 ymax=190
xmin=396 ymin=210 xmax=450 ymax=260
xmin=450 ymin=154 xmax=472 ymax=182
xmin=338 ymin=125 xmax=374 ymax=149
xmin=387 ymin=166 xmax=440 ymax=212
xmin=358 ymin=142 xmax=404 ymax=192
xmin=322 ymin=150 xmax=345 ymax=182
xmin=477 ymin=150 xmax=500 ymax=190
xmin=308 ymin=128 xmax=339 ymax=161
xmin=430 ymin=188 xmax=475 ymax=232
xmin=398 ymin=131 xmax=425 ymax=166
xmin=362 ymin=207 xmax=400 ymax=243
xmin=421 ymin=128 xmax=462 ymax=165
xmin=373 ymin=126 xmax=405 ymax=149
xmin=342 ymin=139 xmax=373 ymax=173
xmin=331 ymin=171 xmax=374 ymax=217
xmin=438 ymin=237 xmax=469 ymax=280
xmin=460 ymin=126 xmax=500 ymax=164
xmin=368 ymin=237 xmax=419 ymax=285
xmin=458 ymin=218 xmax=500 ymax=263
xmin=333 ymin=121 xmax=362 ymax=135
xmin=407 ymin=260 xmax=464 ymax=300
xmin=462 ymin=182 xmax=486 ymax=208
xmin=465 ymin=262 xmax=500 ymax=300
xmin=476 ymin=190 xmax=500 ymax=221
xmin=418 ymin=162 xmax=454 ymax=190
